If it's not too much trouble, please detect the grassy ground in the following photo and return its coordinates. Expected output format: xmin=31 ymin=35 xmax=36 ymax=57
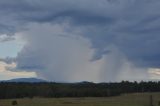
xmin=0 ymin=92 xmax=160 ymax=106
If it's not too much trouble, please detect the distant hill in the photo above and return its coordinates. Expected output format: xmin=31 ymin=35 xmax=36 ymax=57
xmin=1 ymin=78 xmax=47 ymax=83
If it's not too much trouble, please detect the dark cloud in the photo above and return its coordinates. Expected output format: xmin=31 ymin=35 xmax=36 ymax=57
xmin=0 ymin=0 xmax=160 ymax=81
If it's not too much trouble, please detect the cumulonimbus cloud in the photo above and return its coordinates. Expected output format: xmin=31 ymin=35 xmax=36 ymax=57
xmin=0 ymin=0 xmax=160 ymax=81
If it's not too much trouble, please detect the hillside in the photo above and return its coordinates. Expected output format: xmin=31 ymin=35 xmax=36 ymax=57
xmin=1 ymin=78 xmax=46 ymax=83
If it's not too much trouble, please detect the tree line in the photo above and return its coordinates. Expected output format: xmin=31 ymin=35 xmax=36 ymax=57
xmin=0 ymin=81 xmax=160 ymax=99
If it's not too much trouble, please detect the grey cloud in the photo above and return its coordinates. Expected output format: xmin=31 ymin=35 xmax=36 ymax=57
xmin=0 ymin=0 xmax=160 ymax=81
xmin=0 ymin=57 xmax=16 ymax=64
xmin=0 ymin=34 xmax=15 ymax=42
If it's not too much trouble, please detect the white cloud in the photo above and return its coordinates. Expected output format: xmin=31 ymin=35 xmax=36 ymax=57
xmin=0 ymin=61 xmax=36 ymax=80
xmin=148 ymin=68 xmax=160 ymax=80
xmin=1 ymin=0 xmax=160 ymax=81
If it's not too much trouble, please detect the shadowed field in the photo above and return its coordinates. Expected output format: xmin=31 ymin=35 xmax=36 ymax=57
xmin=0 ymin=93 xmax=160 ymax=106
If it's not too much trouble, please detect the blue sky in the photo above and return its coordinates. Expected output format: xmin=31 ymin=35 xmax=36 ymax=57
xmin=0 ymin=34 xmax=36 ymax=80
xmin=0 ymin=39 xmax=22 ymax=58
xmin=0 ymin=0 xmax=160 ymax=82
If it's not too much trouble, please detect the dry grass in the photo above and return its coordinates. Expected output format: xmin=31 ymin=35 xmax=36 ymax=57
xmin=0 ymin=92 xmax=160 ymax=106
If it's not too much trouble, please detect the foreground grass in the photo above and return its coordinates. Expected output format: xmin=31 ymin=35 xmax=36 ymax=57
xmin=1 ymin=92 xmax=160 ymax=106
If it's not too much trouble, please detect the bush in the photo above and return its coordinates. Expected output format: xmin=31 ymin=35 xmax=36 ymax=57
xmin=12 ymin=100 xmax=18 ymax=105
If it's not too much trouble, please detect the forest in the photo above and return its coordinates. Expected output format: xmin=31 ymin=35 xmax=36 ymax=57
xmin=0 ymin=81 xmax=160 ymax=99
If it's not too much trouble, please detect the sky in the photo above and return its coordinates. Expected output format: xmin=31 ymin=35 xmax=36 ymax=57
xmin=0 ymin=0 xmax=160 ymax=82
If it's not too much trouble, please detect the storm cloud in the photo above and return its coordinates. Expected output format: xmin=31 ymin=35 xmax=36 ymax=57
xmin=0 ymin=0 xmax=160 ymax=81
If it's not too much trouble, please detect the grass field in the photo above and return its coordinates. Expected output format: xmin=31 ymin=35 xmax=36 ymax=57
xmin=0 ymin=92 xmax=160 ymax=106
